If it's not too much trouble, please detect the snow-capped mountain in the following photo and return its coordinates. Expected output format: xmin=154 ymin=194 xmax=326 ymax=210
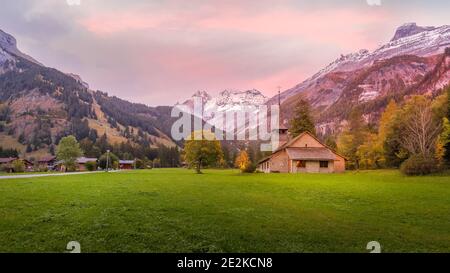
xmin=271 ymin=23 xmax=450 ymax=105
xmin=273 ymin=23 xmax=450 ymax=136
xmin=0 ymin=29 xmax=41 ymax=68
xmin=181 ymin=89 xmax=267 ymax=113
xmin=178 ymin=89 xmax=268 ymax=132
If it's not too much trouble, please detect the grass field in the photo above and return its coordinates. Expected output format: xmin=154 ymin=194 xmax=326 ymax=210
xmin=0 ymin=169 xmax=449 ymax=253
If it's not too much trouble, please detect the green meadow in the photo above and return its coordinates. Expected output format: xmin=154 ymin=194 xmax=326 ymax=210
xmin=0 ymin=169 xmax=449 ymax=253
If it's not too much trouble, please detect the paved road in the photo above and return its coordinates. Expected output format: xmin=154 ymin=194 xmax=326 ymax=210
xmin=0 ymin=171 xmax=117 ymax=180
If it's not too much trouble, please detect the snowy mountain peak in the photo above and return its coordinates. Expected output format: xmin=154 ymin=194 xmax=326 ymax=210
xmin=312 ymin=23 xmax=450 ymax=78
xmin=271 ymin=23 xmax=450 ymax=106
xmin=391 ymin=23 xmax=436 ymax=41
xmin=192 ymin=90 xmax=212 ymax=100
xmin=0 ymin=29 xmax=18 ymax=53
xmin=215 ymin=89 xmax=267 ymax=106
xmin=178 ymin=89 xmax=268 ymax=131
xmin=309 ymin=49 xmax=370 ymax=82
xmin=0 ymin=29 xmax=41 ymax=65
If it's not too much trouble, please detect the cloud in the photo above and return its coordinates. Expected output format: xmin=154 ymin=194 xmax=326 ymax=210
xmin=1 ymin=0 xmax=449 ymax=105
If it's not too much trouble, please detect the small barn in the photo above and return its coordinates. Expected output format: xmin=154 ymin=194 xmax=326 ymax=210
xmin=37 ymin=156 xmax=57 ymax=170
xmin=0 ymin=158 xmax=33 ymax=172
xmin=119 ymin=160 xmax=135 ymax=170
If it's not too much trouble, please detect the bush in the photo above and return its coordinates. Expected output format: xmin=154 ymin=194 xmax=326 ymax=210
xmin=84 ymin=161 xmax=97 ymax=172
xmin=12 ymin=160 xmax=25 ymax=173
xmin=36 ymin=164 xmax=49 ymax=172
xmin=243 ymin=163 xmax=257 ymax=173
xmin=400 ymin=155 xmax=439 ymax=176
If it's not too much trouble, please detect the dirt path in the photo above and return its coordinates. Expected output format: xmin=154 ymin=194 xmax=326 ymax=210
xmin=0 ymin=171 xmax=119 ymax=180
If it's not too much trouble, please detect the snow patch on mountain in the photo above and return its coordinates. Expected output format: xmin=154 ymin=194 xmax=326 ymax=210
xmin=178 ymin=89 xmax=268 ymax=131
xmin=0 ymin=29 xmax=41 ymax=65
xmin=391 ymin=23 xmax=436 ymax=41
xmin=272 ymin=23 xmax=450 ymax=105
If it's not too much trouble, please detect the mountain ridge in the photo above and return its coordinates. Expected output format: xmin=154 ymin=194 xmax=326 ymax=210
xmin=270 ymin=23 xmax=450 ymax=106
xmin=0 ymin=28 xmax=177 ymax=158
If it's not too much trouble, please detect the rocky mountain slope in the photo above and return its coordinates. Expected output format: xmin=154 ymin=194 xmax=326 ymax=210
xmin=0 ymin=29 xmax=176 ymax=157
xmin=273 ymin=23 xmax=450 ymax=135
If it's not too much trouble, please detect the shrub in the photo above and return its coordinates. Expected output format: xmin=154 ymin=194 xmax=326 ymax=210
xmin=0 ymin=165 xmax=10 ymax=172
xmin=12 ymin=160 xmax=25 ymax=173
xmin=243 ymin=163 xmax=257 ymax=173
xmin=400 ymin=155 xmax=439 ymax=176
xmin=36 ymin=164 xmax=49 ymax=172
xmin=84 ymin=161 xmax=97 ymax=172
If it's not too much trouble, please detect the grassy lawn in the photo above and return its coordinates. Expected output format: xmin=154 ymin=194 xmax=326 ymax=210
xmin=0 ymin=169 xmax=449 ymax=253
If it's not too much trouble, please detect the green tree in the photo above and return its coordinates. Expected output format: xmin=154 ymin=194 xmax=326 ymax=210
xmin=183 ymin=131 xmax=224 ymax=174
xmin=289 ymin=99 xmax=316 ymax=137
xmin=12 ymin=160 xmax=25 ymax=173
xmin=98 ymin=152 xmax=119 ymax=170
xmin=84 ymin=161 xmax=97 ymax=172
xmin=79 ymin=137 xmax=102 ymax=158
xmin=56 ymin=136 xmax=83 ymax=172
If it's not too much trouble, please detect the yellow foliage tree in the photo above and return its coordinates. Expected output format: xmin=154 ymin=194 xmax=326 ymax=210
xmin=378 ymin=100 xmax=398 ymax=143
xmin=436 ymin=117 xmax=450 ymax=166
xmin=234 ymin=150 xmax=251 ymax=173
xmin=183 ymin=131 xmax=224 ymax=174
xmin=356 ymin=133 xmax=384 ymax=169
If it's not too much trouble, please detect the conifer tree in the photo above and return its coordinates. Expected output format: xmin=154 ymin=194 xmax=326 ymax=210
xmin=289 ymin=99 xmax=316 ymax=137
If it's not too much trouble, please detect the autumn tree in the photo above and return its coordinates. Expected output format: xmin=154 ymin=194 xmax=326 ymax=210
xmin=436 ymin=117 xmax=450 ymax=167
xmin=383 ymin=110 xmax=408 ymax=167
xmin=324 ymin=135 xmax=337 ymax=150
xmin=183 ymin=131 xmax=224 ymax=174
xmin=289 ymin=99 xmax=316 ymax=137
xmin=12 ymin=159 xmax=25 ymax=173
xmin=56 ymin=136 xmax=83 ymax=172
xmin=337 ymin=109 xmax=368 ymax=169
xmin=444 ymin=87 xmax=450 ymax=165
xmin=361 ymin=99 xmax=399 ymax=169
xmin=235 ymin=150 xmax=251 ymax=173
xmin=401 ymin=96 xmax=441 ymax=157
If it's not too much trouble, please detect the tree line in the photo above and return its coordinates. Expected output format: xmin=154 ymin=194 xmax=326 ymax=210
xmin=335 ymin=87 xmax=449 ymax=175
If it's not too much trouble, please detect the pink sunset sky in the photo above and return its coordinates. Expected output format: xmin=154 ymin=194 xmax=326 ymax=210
xmin=0 ymin=0 xmax=449 ymax=105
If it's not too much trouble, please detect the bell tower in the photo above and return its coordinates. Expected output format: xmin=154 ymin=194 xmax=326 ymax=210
xmin=275 ymin=86 xmax=289 ymax=148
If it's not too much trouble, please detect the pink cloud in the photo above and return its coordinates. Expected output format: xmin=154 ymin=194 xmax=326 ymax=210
xmin=196 ymin=8 xmax=392 ymax=50
xmin=80 ymin=12 xmax=172 ymax=34
xmin=75 ymin=4 xmax=395 ymax=104
xmin=80 ymin=7 xmax=391 ymax=50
